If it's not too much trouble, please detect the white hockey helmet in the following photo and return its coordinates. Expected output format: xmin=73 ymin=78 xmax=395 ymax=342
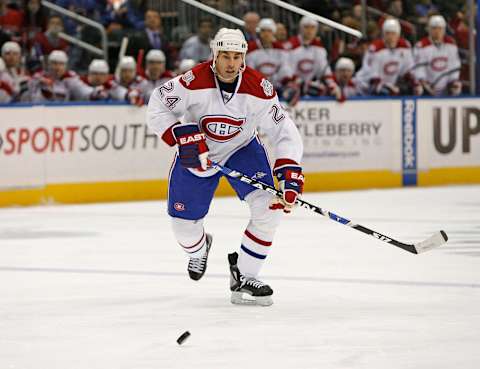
xmin=119 ymin=56 xmax=136 ymax=70
xmin=178 ymin=58 xmax=196 ymax=73
xmin=210 ymin=28 xmax=248 ymax=74
xmin=0 ymin=57 xmax=5 ymax=72
xmin=258 ymin=18 xmax=277 ymax=33
xmin=89 ymin=59 xmax=109 ymax=74
xmin=335 ymin=57 xmax=355 ymax=71
xmin=48 ymin=50 xmax=68 ymax=64
xmin=382 ymin=18 xmax=401 ymax=34
xmin=299 ymin=16 xmax=318 ymax=29
xmin=428 ymin=15 xmax=446 ymax=29
xmin=146 ymin=49 xmax=166 ymax=63
xmin=1 ymin=41 xmax=21 ymax=56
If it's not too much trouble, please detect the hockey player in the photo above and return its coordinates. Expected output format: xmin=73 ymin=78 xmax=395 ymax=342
xmin=85 ymin=59 xmax=128 ymax=101
xmin=116 ymin=56 xmax=148 ymax=106
xmin=147 ymin=28 xmax=303 ymax=306
xmin=333 ymin=57 xmax=363 ymax=100
xmin=0 ymin=57 xmax=14 ymax=103
xmin=246 ymin=18 xmax=294 ymax=91
xmin=285 ymin=16 xmax=341 ymax=100
xmin=413 ymin=15 xmax=462 ymax=96
xmin=1 ymin=41 xmax=29 ymax=101
xmin=27 ymin=50 xmax=94 ymax=102
xmin=143 ymin=49 xmax=175 ymax=103
xmin=356 ymin=19 xmax=422 ymax=96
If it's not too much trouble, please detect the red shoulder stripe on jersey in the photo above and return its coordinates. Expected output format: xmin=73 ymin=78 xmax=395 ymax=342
xmin=247 ymin=40 xmax=260 ymax=53
xmin=179 ymin=61 xmax=216 ymax=90
xmin=272 ymin=40 xmax=286 ymax=50
xmin=161 ymin=122 xmax=180 ymax=146
xmin=286 ymin=35 xmax=301 ymax=49
xmin=444 ymin=35 xmax=457 ymax=45
xmin=310 ymin=37 xmax=324 ymax=47
xmin=370 ymin=39 xmax=386 ymax=52
xmin=397 ymin=38 xmax=412 ymax=48
xmin=237 ymin=66 xmax=276 ymax=99
xmin=0 ymin=80 xmax=14 ymax=96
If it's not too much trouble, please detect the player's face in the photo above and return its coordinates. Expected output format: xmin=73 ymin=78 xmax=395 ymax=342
xmin=215 ymin=51 xmax=243 ymax=82
xmin=259 ymin=29 xmax=275 ymax=44
xmin=49 ymin=61 xmax=66 ymax=79
xmin=429 ymin=26 xmax=445 ymax=42
xmin=275 ymin=23 xmax=287 ymax=42
xmin=120 ymin=69 xmax=135 ymax=85
xmin=335 ymin=68 xmax=353 ymax=84
xmin=3 ymin=51 xmax=21 ymax=68
xmin=147 ymin=61 xmax=165 ymax=79
xmin=384 ymin=31 xmax=400 ymax=48
xmin=301 ymin=24 xmax=317 ymax=41
xmin=88 ymin=72 xmax=108 ymax=86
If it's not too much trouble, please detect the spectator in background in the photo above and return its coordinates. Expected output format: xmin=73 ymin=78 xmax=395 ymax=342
xmin=356 ymin=19 xmax=421 ymax=96
xmin=275 ymin=22 xmax=288 ymax=45
xmin=285 ymin=16 xmax=341 ymax=100
xmin=0 ymin=0 xmax=24 ymax=36
xmin=179 ymin=18 xmax=213 ymax=63
xmin=1 ymin=40 xmax=29 ymax=100
xmin=127 ymin=9 xmax=173 ymax=69
xmin=414 ymin=15 xmax=462 ymax=96
xmin=27 ymin=50 xmax=94 ymax=102
xmin=0 ymin=56 xmax=14 ymax=103
xmin=414 ymin=0 xmax=438 ymax=26
xmin=102 ymin=0 xmax=143 ymax=30
xmin=22 ymin=0 xmax=48 ymax=38
xmin=33 ymin=15 xmax=69 ymax=56
xmin=242 ymin=11 xmax=259 ymax=42
xmin=142 ymin=49 xmax=175 ymax=102
xmin=333 ymin=57 xmax=363 ymax=100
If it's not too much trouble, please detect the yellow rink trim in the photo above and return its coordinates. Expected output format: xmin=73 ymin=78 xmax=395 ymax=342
xmin=418 ymin=166 xmax=480 ymax=186
xmin=0 ymin=170 xmax=402 ymax=207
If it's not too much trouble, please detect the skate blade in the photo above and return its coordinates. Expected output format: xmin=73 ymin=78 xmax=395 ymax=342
xmin=231 ymin=291 xmax=273 ymax=306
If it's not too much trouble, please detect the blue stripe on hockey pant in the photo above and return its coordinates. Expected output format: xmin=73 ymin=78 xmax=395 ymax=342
xmin=240 ymin=245 xmax=267 ymax=259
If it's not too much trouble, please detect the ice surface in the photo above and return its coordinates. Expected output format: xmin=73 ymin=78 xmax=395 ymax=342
xmin=1 ymin=185 xmax=479 ymax=369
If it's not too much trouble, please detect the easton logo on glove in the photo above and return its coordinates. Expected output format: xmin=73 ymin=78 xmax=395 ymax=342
xmin=173 ymin=124 xmax=209 ymax=171
xmin=270 ymin=159 xmax=304 ymax=213
xmin=178 ymin=133 xmax=206 ymax=145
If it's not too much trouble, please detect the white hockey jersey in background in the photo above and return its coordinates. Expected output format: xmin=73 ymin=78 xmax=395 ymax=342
xmin=356 ymin=38 xmax=415 ymax=92
xmin=413 ymin=36 xmax=461 ymax=95
xmin=146 ymin=62 xmax=303 ymax=176
xmin=246 ymin=40 xmax=293 ymax=89
xmin=285 ymin=35 xmax=334 ymax=85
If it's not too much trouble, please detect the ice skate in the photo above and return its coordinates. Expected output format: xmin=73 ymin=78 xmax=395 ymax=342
xmin=187 ymin=233 xmax=212 ymax=281
xmin=228 ymin=252 xmax=273 ymax=306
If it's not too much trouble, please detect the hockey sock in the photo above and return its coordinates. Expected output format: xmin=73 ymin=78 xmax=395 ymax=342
xmin=171 ymin=217 xmax=207 ymax=258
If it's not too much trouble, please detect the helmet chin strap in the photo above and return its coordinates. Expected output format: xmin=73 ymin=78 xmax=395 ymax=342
xmin=210 ymin=54 xmax=246 ymax=82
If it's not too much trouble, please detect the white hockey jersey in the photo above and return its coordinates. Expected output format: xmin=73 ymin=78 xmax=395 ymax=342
xmin=142 ymin=70 xmax=176 ymax=103
xmin=284 ymin=35 xmax=334 ymax=86
xmin=27 ymin=70 xmax=93 ymax=102
xmin=0 ymin=71 xmax=14 ymax=103
xmin=147 ymin=62 xmax=303 ymax=177
xmin=356 ymin=38 xmax=415 ymax=92
xmin=413 ymin=36 xmax=461 ymax=95
xmin=246 ymin=40 xmax=293 ymax=89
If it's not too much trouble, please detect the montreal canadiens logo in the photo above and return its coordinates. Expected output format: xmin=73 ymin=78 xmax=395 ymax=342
xmin=298 ymin=59 xmax=314 ymax=74
xmin=431 ymin=57 xmax=448 ymax=72
xmin=383 ymin=61 xmax=399 ymax=75
xmin=200 ymin=115 xmax=246 ymax=142
xmin=174 ymin=202 xmax=185 ymax=211
xmin=258 ymin=62 xmax=278 ymax=78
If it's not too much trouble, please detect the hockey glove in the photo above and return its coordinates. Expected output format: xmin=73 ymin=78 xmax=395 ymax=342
xmin=173 ymin=124 xmax=209 ymax=171
xmin=270 ymin=160 xmax=304 ymax=214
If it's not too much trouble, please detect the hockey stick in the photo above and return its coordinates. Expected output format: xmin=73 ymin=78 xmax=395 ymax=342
xmin=210 ymin=161 xmax=448 ymax=254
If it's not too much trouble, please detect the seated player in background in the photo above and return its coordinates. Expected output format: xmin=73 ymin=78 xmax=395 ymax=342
xmin=147 ymin=28 xmax=303 ymax=306
xmin=356 ymin=19 xmax=422 ymax=96
xmin=142 ymin=49 xmax=175 ymax=103
xmin=27 ymin=50 xmax=94 ymax=102
xmin=285 ymin=16 xmax=341 ymax=101
xmin=1 ymin=41 xmax=30 ymax=101
xmin=84 ymin=59 xmax=129 ymax=102
xmin=414 ymin=15 xmax=462 ymax=96
xmin=0 ymin=57 xmax=14 ymax=103
xmin=333 ymin=57 xmax=363 ymax=101
xmin=115 ymin=56 xmax=148 ymax=106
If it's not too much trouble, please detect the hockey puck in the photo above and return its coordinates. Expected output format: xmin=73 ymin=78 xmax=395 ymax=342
xmin=177 ymin=331 xmax=191 ymax=345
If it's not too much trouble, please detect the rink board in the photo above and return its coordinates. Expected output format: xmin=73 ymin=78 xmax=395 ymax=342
xmin=0 ymin=97 xmax=479 ymax=206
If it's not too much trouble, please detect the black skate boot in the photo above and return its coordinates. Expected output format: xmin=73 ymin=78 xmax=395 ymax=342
xmin=187 ymin=234 xmax=212 ymax=281
xmin=228 ymin=252 xmax=273 ymax=306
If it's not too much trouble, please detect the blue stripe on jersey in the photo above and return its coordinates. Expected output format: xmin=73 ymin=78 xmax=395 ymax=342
xmin=240 ymin=245 xmax=267 ymax=259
